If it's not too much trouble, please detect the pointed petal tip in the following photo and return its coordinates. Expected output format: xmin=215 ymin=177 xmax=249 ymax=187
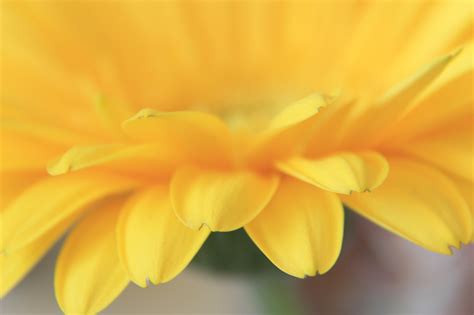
xmin=267 ymin=92 xmax=337 ymax=132
xmin=343 ymin=158 xmax=471 ymax=256
xmin=246 ymin=177 xmax=343 ymax=280
xmin=277 ymin=151 xmax=389 ymax=195
xmin=117 ymin=186 xmax=209 ymax=288
xmin=450 ymin=46 xmax=463 ymax=59
xmin=46 ymin=146 xmax=97 ymax=176
xmin=121 ymin=108 xmax=160 ymax=127
xmin=46 ymin=157 xmax=69 ymax=176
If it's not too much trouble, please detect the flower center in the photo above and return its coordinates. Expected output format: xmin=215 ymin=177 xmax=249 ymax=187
xmin=189 ymin=88 xmax=314 ymax=133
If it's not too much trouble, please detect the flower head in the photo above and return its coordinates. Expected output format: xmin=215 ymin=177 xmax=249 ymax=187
xmin=1 ymin=1 xmax=472 ymax=314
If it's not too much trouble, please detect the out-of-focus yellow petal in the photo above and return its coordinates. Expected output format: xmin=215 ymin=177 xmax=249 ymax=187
xmin=266 ymin=93 xmax=332 ymax=132
xmin=0 ymin=130 xmax=65 ymax=172
xmin=0 ymin=223 xmax=62 ymax=298
xmin=3 ymin=1 xmax=469 ymax=112
xmin=55 ymin=202 xmax=129 ymax=315
xmin=0 ymin=172 xmax=136 ymax=253
xmin=47 ymin=144 xmax=180 ymax=178
xmin=345 ymin=49 xmax=459 ymax=147
xmin=0 ymin=171 xmax=42 ymax=211
xmin=342 ymin=158 xmax=472 ymax=254
xmin=378 ymin=49 xmax=459 ymax=115
xmin=248 ymin=93 xmax=335 ymax=168
xmin=246 ymin=177 xmax=343 ymax=278
xmin=385 ymin=42 xmax=473 ymax=143
xmin=122 ymin=109 xmax=233 ymax=167
xmin=399 ymin=122 xmax=473 ymax=183
xmin=170 ymin=166 xmax=279 ymax=232
xmin=277 ymin=151 xmax=389 ymax=195
xmin=117 ymin=186 xmax=209 ymax=287
xmin=304 ymin=98 xmax=359 ymax=157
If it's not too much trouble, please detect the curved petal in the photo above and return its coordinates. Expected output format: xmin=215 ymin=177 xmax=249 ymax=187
xmin=385 ymin=42 xmax=473 ymax=143
xmin=378 ymin=49 xmax=459 ymax=114
xmin=170 ymin=166 xmax=279 ymax=232
xmin=47 ymin=143 xmax=180 ymax=178
xmin=246 ymin=177 xmax=344 ymax=278
xmin=55 ymin=202 xmax=129 ymax=315
xmin=248 ymin=93 xmax=335 ymax=167
xmin=345 ymin=49 xmax=459 ymax=147
xmin=0 ymin=129 xmax=64 ymax=172
xmin=117 ymin=186 xmax=209 ymax=287
xmin=0 ymin=223 xmax=63 ymax=297
xmin=277 ymin=151 xmax=389 ymax=195
xmin=266 ymin=93 xmax=333 ymax=132
xmin=399 ymin=121 xmax=473 ymax=183
xmin=0 ymin=171 xmax=42 ymax=211
xmin=1 ymin=172 xmax=136 ymax=253
xmin=122 ymin=109 xmax=233 ymax=167
xmin=342 ymin=158 xmax=472 ymax=254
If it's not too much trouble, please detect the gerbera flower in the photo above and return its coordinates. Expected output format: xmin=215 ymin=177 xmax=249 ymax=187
xmin=1 ymin=1 xmax=472 ymax=314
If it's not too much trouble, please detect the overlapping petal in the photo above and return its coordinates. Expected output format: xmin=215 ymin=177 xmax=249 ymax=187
xmin=47 ymin=143 xmax=180 ymax=178
xmin=0 ymin=171 xmax=42 ymax=210
xmin=342 ymin=158 xmax=472 ymax=254
xmin=0 ymin=223 xmax=62 ymax=297
xmin=399 ymin=121 xmax=473 ymax=183
xmin=383 ymin=42 xmax=473 ymax=144
xmin=122 ymin=109 xmax=233 ymax=167
xmin=248 ymin=93 xmax=335 ymax=167
xmin=170 ymin=166 xmax=279 ymax=231
xmin=55 ymin=202 xmax=129 ymax=315
xmin=344 ymin=49 xmax=459 ymax=147
xmin=1 ymin=172 xmax=136 ymax=253
xmin=0 ymin=129 xmax=65 ymax=172
xmin=277 ymin=151 xmax=389 ymax=194
xmin=117 ymin=185 xmax=209 ymax=287
xmin=246 ymin=177 xmax=344 ymax=278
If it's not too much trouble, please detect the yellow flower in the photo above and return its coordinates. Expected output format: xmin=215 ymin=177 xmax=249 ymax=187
xmin=1 ymin=1 xmax=472 ymax=314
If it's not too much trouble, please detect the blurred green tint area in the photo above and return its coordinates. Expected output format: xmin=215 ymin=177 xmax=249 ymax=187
xmin=190 ymin=207 xmax=356 ymax=315
xmin=192 ymin=228 xmax=274 ymax=274
xmin=192 ymin=207 xmax=354 ymax=274
xmin=192 ymin=228 xmax=305 ymax=315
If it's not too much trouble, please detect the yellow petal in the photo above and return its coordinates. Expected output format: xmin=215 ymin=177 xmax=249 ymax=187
xmin=277 ymin=151 xmax=389 ymax=195
xmin=399 ymin=122 xmax=473 ymax=182
xmin=117 ymin=186 xmax=209 ymax=287
xmin=0 ymin=223 xmax=63 ymax=298
xmin=170 ymin=166 xmax=279 ymax=231
xmin=55 ymin=202 xmax=129 ymax=315
xmin=0 ymin=171 xmax=42 ymax=210
xmin=378 ymin=48 xmax=460 ymax=115
xmin=47 ymin=143 xmax=180 ymax=178
xmin=434 ymin=40 xmax=473 ymax=86
xmin=0 ymin=129 xmax=65 ymax=172
xmin=122 ymin=109 xmax=233 ymax=167
xmin=1 ymin=172 xmax=136 ymax=253
xmin=246 ymin=177 xmax=344 ymax=278
xmin=342 ymin=158 xmax=472 ymax=254
xmin=248 ymin=93 xmax=335 ymax=167
xmin=384 ymin=42 xmax=473 ymax=143
xmin=266 ymin=93 xmax=333 ymax=132
xmin=346 ymin=49 xmax=459 ymax=147
xmin=1 ymin=117 xmax=92 ymax=147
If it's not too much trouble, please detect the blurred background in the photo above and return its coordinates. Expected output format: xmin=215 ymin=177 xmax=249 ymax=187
xmin=2 ymin=210 xmax=472 ymax=315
